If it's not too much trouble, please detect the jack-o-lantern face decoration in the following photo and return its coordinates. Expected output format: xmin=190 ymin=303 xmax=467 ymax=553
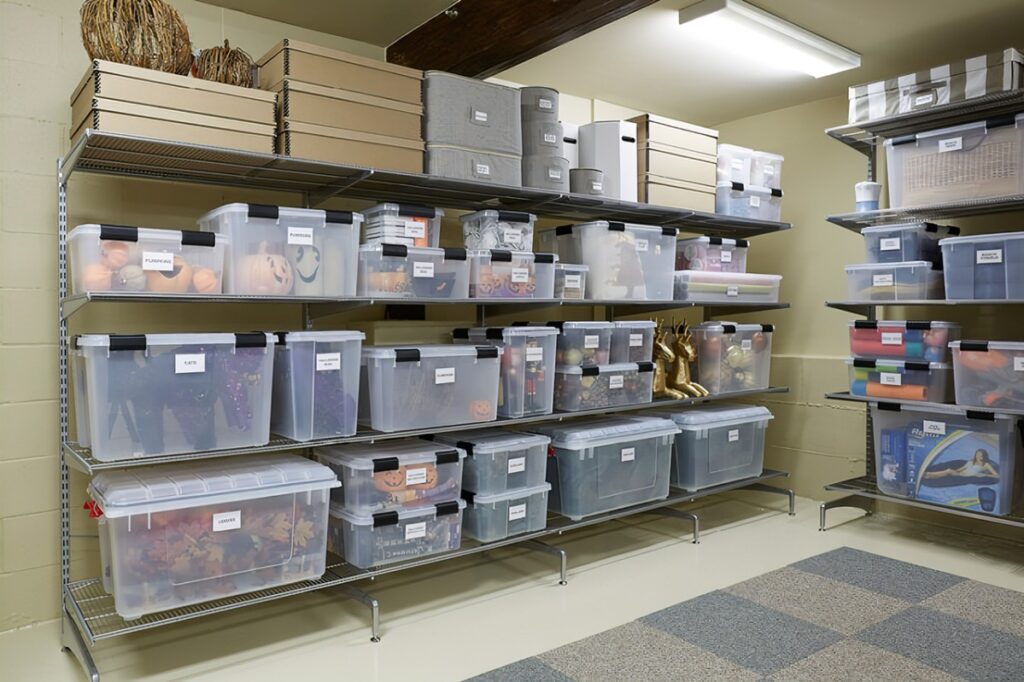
xmin=373 ymin=468 xmax=406 ymax=493
xmin=146 ymin=256 xmax=193 ymax=293
xmin=237 ymin=252 xmax=294 ymax=295
xmin=469 ymin=400 xmax=493 ymax=421
xmin=290 ymin=245 xmax=321 ymax=285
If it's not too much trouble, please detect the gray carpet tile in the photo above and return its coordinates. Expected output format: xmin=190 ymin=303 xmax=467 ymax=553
xmin=725 ymin=566 xmax=911 ymax=635
xmin=858 ymin=606 xmax=1024 ymax=681
xmin=639 ymin=591 xmax=842 ymax=675
xmin=767 ymin=639 xmax=965 ymax=682
xmin=792 ymin=547 xmax=965 ymax=602
xmin=922 ymin=580 xmax=1024 ymax=639
xmin=538 ymin=620 xmax=761 ymax=682
xmin=466 ymin=657 xmax=573 ymax=682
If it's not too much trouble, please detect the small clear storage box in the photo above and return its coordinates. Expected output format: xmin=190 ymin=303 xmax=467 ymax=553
xmin=357 ymin=244 xmax=470 ymax=299
xmin=558 ymin=221 xmax=677 ymax=301
xmin=939 ymin=232 xmax=1024 ymax=300
xmin=846 ymin=358 xmax=953 ymax=402
xmin=554 ymin=263 xmax=588 ymax=299
xmin=460 ymin=209 xmax=536 ymax=251
xmin=329 ymin=499 xmax=465 ymax=569
xmin=362 ymin=203 xmax=443 ymax=249
xmin=861 ymin=223 xmax=959 ymax=267
xmin=848 ymin=321 xmax=960 ymax=362
xmin=715 ymin=183 xmax=782 ymax=222
xmin=468 ymin=250 xmax=557 ymax=298
xmin=845 ymin=261 xmax=943 ymax=302
xmin=673 ymin=271 xmax=781 ymax=303
xmin=675 ymin=236 xmax=749 ymax=273
xmin=950 ymin=341 xmax=1024 ymax=410
xmin=550 ymin=320 xmax=614 ymax=366
xmin=751 ymin=151 xmax=784 ymax=190
xmin=88 ymin=454 xmax=338 ymax=619
xmin=610 ymin=320 xmax=656 ymax=363
xmin=462 ymin=483 xmax=551 ymax=542
xmin=554 ymin=362 xmax=654 ymax=411
xmin=716 ymin=144 xmax=753 ymax=184
xmin=433 ymin=430 xmax=550 ymax=495
xmin=691 ymin=322 xmax=773 ymax=395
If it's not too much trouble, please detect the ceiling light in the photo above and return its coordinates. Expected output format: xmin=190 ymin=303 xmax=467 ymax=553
xmin=678 ymin=0 xmax=860 ymax=78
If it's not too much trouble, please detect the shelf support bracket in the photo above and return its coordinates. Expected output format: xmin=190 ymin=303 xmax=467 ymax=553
xmin=819 ymin=495 xmax=874 ymax=531
xmin=339 ymin=584 xmax=381 ymax=643
xmin=651 ymin=507 xmax=701 ymax=544
xmin=743 ymin=483 xmax=797 ymax=516
xmin=305 ymin=169 xmax=374 ymax=208
xmin=62 ymin=608 xmax=100 ymax=682
xmin=522 ymin=539 xmax=569 ymax=585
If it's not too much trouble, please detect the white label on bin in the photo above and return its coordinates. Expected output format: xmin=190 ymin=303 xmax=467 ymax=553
xmin=435 ymin=367 xmax=456 ymax=384
xmin=728 ymin=429 xmax=740 ymax=443
xmin=880 ymin=372 xmax=902 ymax=386
xmin=141 ymin=251 xmax=174 ymax=272
xmin=404 ymin=221 xmax=426 ymax=238
xmin=473 ymin=109 xmax=488 ymax=123
xmin=873 ymin=274 xmax=894 ymax=287
xmin=881 ymin=332 xmax=904 ymax=345
xmin=721 ymin=250 xmax=733 ymax=263
xmin=175 ymin=353 xmax=205 ymax=374
xmin=413 ymin=261 xmax=435 ymax=278
xmin=508 ymin=457 xmax=526 ymax=474
xmin=727 ymin=285 xmax=739 ymax=297
xmin=316 ymin=352 xmax=341 ymax=372
xmin=406 ymin=468 xmax=427 ymax=486
xmin=526 ymin=346 xmax=544 ymax=362
xmin=977 ymin=249 xmax=1003 ymax=264
xmin=763 ymin=166 xmax=775 ymax=177
xmin=620 ymin=447 xmax=636 ymax=462
xmin=880 ymin=237 xmax=902 ymax=252
xmin=938 ymin=136 xmax=963 ymax=153
xmin=475 ymin=163 xmax=491 ymax=176
xmin=591 ymin=181 xmax=603 ymax=192
xmin=543 ymin=133 xmax=558 ymax=144
xmin=635 ymin=238 xmax=649 ymax=252
xmin=502 ymin=227 xmax=523 ymax=242
xmin=511 ymin=268 xmax=530 ymax=283
xmin=548 ymin=168 xmax=563 ymax=180
xmin=609 ymin=375 xmax=625 ymax=389
xmin=507 ymin=503 xmax=528 ymax=521
xmin=629 ymin=333 xmax=643 ymax=347
xmin=749 ymin=195 xmax=761 ymax=208
xmin=915 ymin=93 xmax=935 ymax=106
xmin=741 ymin=339 xmax=752 ymax=351
xmin=538 ymin=98 xmax=553 ymax=110
xmin=405 ymin=522 xmax=427 ymax=540
xmin=731 ymin=158 xmax=743 ymax=170
xmin=584 ymin=335 xmax=600 ymax=349
xmin=212 ymin=510 xmax=241 ymax=532
xmin=923 ymin=420 xmax=946 ymax=435
xmin=564 ymin=274 xmax=582 ymax=289
xmin=287 ymin=226 xmax=314 ymax=246
xmin=1014 ymin=357 xmax=1024 ymax=372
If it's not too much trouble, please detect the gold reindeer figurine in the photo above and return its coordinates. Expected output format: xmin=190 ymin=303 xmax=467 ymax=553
xmin=667 ymin=320 xmax=710 ymax=398
xmin=653 ymin=318 xmax=686 ymax=399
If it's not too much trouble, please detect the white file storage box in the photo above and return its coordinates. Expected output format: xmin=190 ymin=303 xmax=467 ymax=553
xmin=654 ymin=404 xmax=772 ymax=491
xmin=675 ymin=236 xmax=749 ymax=273
xmin=357 ymin=244 xmax=470 ymax=299
xmin=610 ymin=320 xmax=656 ymax=363
xmin=579 ymin=120 xmax=638 ymax=201
xmin=715 ymin=183 xmax=782 ymax=222
xmin=673 ymin=271 xmax=782 ymax=304
xmin=462 ymin=483 xmax=551 ymax=542
xmin=73 ymin=333 xmax=275 ymax=461
xmin=362 ymin=203 xmax=442 ymax=249
xmin=271 ymin=331 xmax=364 ymax=442
xmin=862 ymin=223 xmax=959 ymax=267
xmin=554 ymin=263 xmax=588 ymax=299
xmin=460 ymin=209 xmax=536 ymax=251
xmin=550 ymin=320 xmax=614 ymax=366
xmin=561 ymin=221 xmax=677 ymax=300
xmin=359 ymin=345 xmax=502 ymax=432
xmin=554 ymin=362 xmax=654 ymax=411
xmin=434 ymin=430 xmax=550 ymax=495
xmin=468 ymin=250 xmax=556 ymax=299
xmin=69 ymin=224 xmax=227 ymax=295
xmin=951 ymin=341 xmax=1024 ymax=410
xmin=846 ymin=358 xmax=953 ymax=403
xmin=691 ymin=322 xmax=773 ymax=395
xmin=562 ymin=122 xmax=579 ymax=168
xmin=531 ymin=417 xmax=678 ymax=520
xmin=89 ymin=455 xmax=338 ymax=619
xmin=940 ymin=232 xmax=1024 ymax=300
xmin=845 ymin=261 xmax=943 ymax=302
xmin=426 ymin=145 xmax=523 ymax=186
xmin=424 ymin=71 xmax=521 ymax=154
xmin=329 ymin=499 xmax=464 ymax=569
xmin=453 ymin=326 xmax=558 ymax=418
xmin=316 ymin=439 xmax=465 ymax=513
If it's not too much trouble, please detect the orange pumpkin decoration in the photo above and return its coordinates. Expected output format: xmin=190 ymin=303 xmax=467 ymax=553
xmin=469 ymin=400 xmax=493 ymax=421
xmin=236 ymin=244 xmax=294 ymax=295
xmin=100 ymin=240 xmax=132 ymax=269
xmin=82 ymin=262 xmax=112 ymax=291
xmin=146 ymin=256 xmax=193 ymax=293
xmin=191 ymin=267 xmax=220 ymax=293
xmin=373 ymin=468 xmax=406 ymax=493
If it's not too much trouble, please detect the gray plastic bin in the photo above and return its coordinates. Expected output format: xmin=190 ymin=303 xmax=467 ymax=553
xmin=434 ymin=429 xmax=550 ymax=495
xmin=462 ymin=483 xmax=551 ymax=542
xmin=424 ymin=71 xmax=521 ymax=154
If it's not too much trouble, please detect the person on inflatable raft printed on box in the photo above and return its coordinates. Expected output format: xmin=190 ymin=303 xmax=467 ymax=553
xmin=924 ymin=449 xmax=999 ymax=479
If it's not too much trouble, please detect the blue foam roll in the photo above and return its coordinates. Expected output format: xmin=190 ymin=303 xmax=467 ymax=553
xmin=851 ymin=379 xmax=869 ymax=396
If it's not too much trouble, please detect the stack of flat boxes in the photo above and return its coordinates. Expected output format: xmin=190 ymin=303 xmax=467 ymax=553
xmin=520 ymin=87 xmax=570 ymax=192
xmin=631 ymin=113 xmax=719 ymax=212
xmin=258 ymin=39 xmax=424 ymax=173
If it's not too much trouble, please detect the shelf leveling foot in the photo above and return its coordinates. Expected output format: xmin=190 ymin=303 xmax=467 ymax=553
xmin=652 ymin=507 xmax=701 ymax=544
xmin=522 ymin=539 xmax=569 ymax=585
xmin=819 ymin=495 xmax=874 ymax=531
xmin=745 ymin=482 xmax=797 ymax=516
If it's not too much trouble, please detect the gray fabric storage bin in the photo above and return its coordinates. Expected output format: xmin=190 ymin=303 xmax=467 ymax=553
xmin=521 ymin=86 xmax=559 ymax=123
xmin=570 ymin=168 xmax=604 ymax=196
xmin=426 ymin=144 xmax=522 ymax=187
xmin=424 ymin=71 xmax=522 ymax=155
xmin=523 ymin=120 xmax=563 ymax=156
xmin=523 ymin=154 xmax=569 ymax=191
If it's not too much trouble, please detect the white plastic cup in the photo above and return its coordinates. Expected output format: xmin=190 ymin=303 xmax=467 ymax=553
xmin=855 ymin=181 xmax=882 ymax=212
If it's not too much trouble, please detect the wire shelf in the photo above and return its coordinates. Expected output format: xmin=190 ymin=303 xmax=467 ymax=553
xmin=824 ymin=391 xmax=1024 ymax=417
xmin=827 ymin=195 xmax=1024 ymax=230
xmin=825 ymin=299 xmax=1024 ymax=316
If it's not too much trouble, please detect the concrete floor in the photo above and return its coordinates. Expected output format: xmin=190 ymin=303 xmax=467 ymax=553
xmin=4 ymin=492 xmax=1023 ymax=681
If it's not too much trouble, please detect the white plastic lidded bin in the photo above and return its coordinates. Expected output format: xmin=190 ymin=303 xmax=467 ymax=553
xmin=653 ymin=404 xmax=773 ymax=491
xmin=315 ymin=439 xmax=465 ymax=513
xmin=950 ymin=340 xmax=1024 ymax=410
xmin=433 ymin=430 xmax=550 ymax=495
xmin=362 ymin=203 xmax=444 ymax=249
xmin=530 ymin=416 xmax=678 ymax=520
xmin=846 ymin=358 xmax=953 ymax=403
xmin=359 ymin=345 xmax=502 ymax=432
xmin=716 ymin=144 xmax=752 ymax=185
xmin=357 ymin=243 xmax=470 ymax=299
xmin=675 ymin=236 xmax=749 ymax=273
xmin=691 ymin=322 xmax=773 ymax=395
xmin=939 ymin=232 xmax=1024 ymax=300
xmin=468 ymin=250 xmax=557 ymax=299
xmin=462 ymin=483 xmax=551 ymax=542
xmin=845 ymin=261 xmax=944 ymax=302
xmin=861 ymin=223 xmax=960 ymax=267
xmin=554 ymin=362 xmax=655 ymax=411
xmin=610 ymin=320 xmax=656 ymax=363
xmin=561 ymin=221 xmax=677 ymax=301
xmin=673 ymin=271 xmax=782 ymax=303
xmin=89 ymin=454 xmax=338 ymax=619
xmin=73 ymin=333 xmax=275 ymax=461
xmin=553 ymin=263 xmax=588 ymax=299
xmin=549 ymin=320 xmax=614 ymax=366
xmin=750 ymin=151 xmax=784 ymax=190
xmin=271 ymin=331 xmax=364 ymax=442
xmin=328 ymin=499 xmax=465 ymax=569
xmin=460 ymin=209 xmax=536 ymax=251
xmin=715 ymin=182 xmax=782 ymax=222
xmin=68 ymin=224 xmax=227 ymax=295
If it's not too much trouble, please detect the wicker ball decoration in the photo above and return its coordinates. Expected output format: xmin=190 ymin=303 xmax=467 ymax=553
xmin=195 ymin=39 xmax=254 ymax=87
xmin=80 ymin=0 xmax=193 ymax=75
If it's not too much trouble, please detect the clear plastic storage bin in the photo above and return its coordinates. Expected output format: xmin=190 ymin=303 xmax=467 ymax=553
xmin=462 ymin=483 xmax=551 ymax=542
xmin=553 ymin=263 xmax=588 ymax=299
xmin=530 ymin=416 xmax=678 ymax=520
xmin=329 ymin=499 xmax=464 ymax=569
xmin=861 ymin=223 xmax=959 ymax=267
xmin=316 ymin=439 xmax=465 ymax=513
xmin=716 ymin=144 xmax=752 ymax=185
xmin=359 ymin=345 xmax=502 ymax=432
xmin=675 ymin=236 xmax=749 ymax=273
xmin=691 ymin=322 xmax=773 ymax=395
xmin=69 ymin=224 xmax=227 ymax=295
xmin=550 ymin=320 xmax=614 ymax=366
xmin=460 ymin=210 xmax=535 ymax=251
xmin=846 ymin=358 xmax=952 ymax=402
xmin=844 ymin=261 xmax=943 ymax=302
xmin=870 ymin=402 xmax=1020 ymax=515
xmin=452 ymin=326 xmax=558 ymax=418
xmin=559 ymin=221 xmax=677 ymax=301
xmin=939 ymin=232 xmax=1024 ymax=300
xmin=950 ymin=341 xmax=1024 ymax=410
xmin=849 ymin=321 xmax=960 ymax=362
xmin=468 ymin=250 xmax=557 ymax=298
xmin=673 ymin=271 xmax=782 ymax=303
xmin=610 ymin=320 xmax=656 ymax=363
xmin=554 ymin=362 xmax=654 ymax=411
xmin=357 ymin=244 xmax=470 ymax=299
xmin=89 ymin=455 xmax=338 ymax=619
xmin=433 ymin=430 xmax=550 ymax=495
xmin=73 ymin=333 xmax=275 ymax=461
xmin=197 ymin=203 xmax=361 ymax=296
xmin=715 ymin=183 xmax=783 ymax=222
xmin=652 ymin=404 xmax=772 ymax=491
xmin=751 ymin=151 xmax=784 ymax=190
xmin=885 ymin=114 xmax=1024 ymax=208
xmin=362 ymin=203 xmax=443 ymax=249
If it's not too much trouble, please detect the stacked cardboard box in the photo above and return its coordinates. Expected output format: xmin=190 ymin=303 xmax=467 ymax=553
xmin=630 ymin=114 xmax=718 ymax=212
xmin=258 ymin=39 xmax=424 ymax=173
xmin=70 ymin=60 xmax=277 ymax=153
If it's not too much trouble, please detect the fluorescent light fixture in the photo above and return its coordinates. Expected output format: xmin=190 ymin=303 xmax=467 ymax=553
xmin=678 ymin=0 xmax=860 ymax=78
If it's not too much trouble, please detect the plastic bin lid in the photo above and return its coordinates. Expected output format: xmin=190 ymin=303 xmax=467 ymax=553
xmin=844 ymin=261 xmax=934 ymax=272
xmin=531 ymin=416 xmax=679 ymax=450
xmin=433 ymin=429 xmax=550 ymax=454
xmin=547 ymin=320 xmax=614 ymax=330
xmin=197 ymin=202 xmax=327 ymax=224
xmin=555 ymin=362 xmax=647 ymax=375
xmin=363 ymin=203 xmax=444 ymax=219
xmin=870 ymin=401 xmax=1015 ymax=422
xmin=613 ymin=320 xmax=656 ymax=329
xmin=460 ymin=326 xmax=560 ymax=342
xmin=676 ymin=236 xmax=743 ymax=247
xmin=278 ymin=330 xmax=365 ymax=344
xmin=330 ymin=498 xmax=465 ymax=526
xmin=358 ymin=243 xmax=448 ymax=257
xmin=861 ymin=222 xmax=959 ymax=235
xmin=316 ymin=438 xmax=465 ymax=470
xmin=362 ymin=344 xmax=503 ymax=360
xmin=845 ymin=357 xmax=950 ymax=369
xmin=459 ymin=209 xmax=536 ymax=224
xmin=938 ymin=231 xmax=1024 ymax=246
xmin=751 ymin=150 xmax=784 ymax=161
xmin=70 ymin=224 xmax=227 ymax=246
xmin=555 ymin=263 xmax=589 ymax=272
xmin=468 ymin=249 xmax=558 ymax=263
xmin=673 ymin=271 xmax=782 ymax=283
xmin=951 ymin=340 xmax=1024 ymax=351
xmin=75 ymin=332 xmax=274 ymax=349
xmin=573 ymin=221 xmax=669 ymax=234
xmin=650 ymin=403 xmax=772 ymax=429
xmin=89 ymin=454 xmax=338 ymax=518
xmin=718 ymin=143 xmax=752 ymax=154
xmin=715 ymin=182 xmax=774 ymax=195
xmin=847 ymin=320 xmax=959 ymax=329
xmin=464 ymin=482 xmax=551 ymax=506
xmin=692 ymin=321 xmax=774 ymax=333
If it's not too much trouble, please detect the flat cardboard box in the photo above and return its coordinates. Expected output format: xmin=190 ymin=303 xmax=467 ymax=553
xmin=630 ymin=113 xmax=718 ymax=158
xmin=278 ymin=120 xmax=423 ymax=173
xmin=72 ymin=98 xmax=276 ymax=153
xmin=638 ymin=174 xmax=715 ymax=212
xmin=638 ymin=142 xmax=716 ymax=187
xmin=275 ymin=79 xmax=422 ymax=140
xmin=258 ymin=39 xmax=422 ymax=105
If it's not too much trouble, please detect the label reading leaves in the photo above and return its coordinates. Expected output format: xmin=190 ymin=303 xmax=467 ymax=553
xmin=727 ymin=429 xmax=740 ymax=443
xmin=175 ymin=353 xmax=205 ymax=374
xmin=721 ymin=250 xmax=733 ymax=263
xmin=508 ymin=503 xmax=527 ymax=521
xmin=881 ymin=332 xmax=904 ymax=345
xmin=413 ymin=261 xmax=435 ymax=278
xmin=879 ymin=237 xmax=902 ymax=252
xmin=727 ymin=285 xmax=739 ymax=297
xmin=511 ymin=268 xmax=530 ymax=283
xmin=141 ymin=251 xmax=174 ymax=272
xmin=635 ymin=238 xmax=649 ymax=252
xmin=873 ymin=274 xmax=895 ymax=287
xmin=741 ymin=339 xmax=752 ymax=351
xmin=405 ymin=468 xmax=427 ymax=486
xmin=405 ymin=522 xmax=427 ymax=541
xmin=629 ymin=333 xmax=643 ymax=347
xmin=212 ymin=510 xmax=241 ymax=532
xmin=880 ymin=372 xmax=902 ymax=386
xmin=316 ymin=352 xmax=341 ymax=372
xmin=543 ymin=133 xmax=558 ymax=144
xmin=507 ymin=456 xmax=526 ymax=474
xmin=475 ymin=163 xmax=491 ymax=176
xmin=609 ymin=375 xmax=624 ymax=389
xmin=564 ymin=274 xmax=582 ymax=290
xmin=620 ymin=447 xmax=635 ymax=462
xmin=287 ymin=226 xmax=314 ymax=246
xmin=404 ymin=220 xmax=426 ymax=238
xmin=938 ymin=136 xmax=963 ymax=153
xmin=583 ymin=334 xmax=600 ymax=349
xmin=977 ymin=249 xmax=1003 ymax=264
xmin=749 ymin=195 xmax=761 ymax=208
xmin=1014 ymin=357 xmax=1024 ymax=372
xmin=923 ymin=420 xmax=946 ymax=436
xmin=525 ymin=346 xmax=544 ymax=362
xmin=435 ymin=367 xmax=455 ymax=384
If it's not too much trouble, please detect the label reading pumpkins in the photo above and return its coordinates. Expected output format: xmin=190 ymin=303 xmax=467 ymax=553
xmin=405 ymin=468 xmax=428 ymax=486
xmin=316 ymin=352 xmax=341 ymax=372
xmin=879 ymin=237 xmax=902 ymax=252
xmin=880 ymin=372 xmax=902 ymax=386
xmin=721 ymin=250 xmax=733 ymax=263
xmin=629 ymin=333 xmax=643 ymax=347
xmin=404 ymin=220 xmax=426 ymax=238
xmin=728 ymin=429 xmax=740 ymax=443
xmin=413 ymin=261 xmax=435 ymax=278
xmin=508 ymin=503 xmax=527 ymax=521
xmin=287 ymin=227 xmax=314 ymax=246
xmin=741 ymin=339 xmax=752 ymax=351
xmin=635 ymin=238 xmax=649 ymax=252
xmin=923 ymin=420 xmax=946 ymax=436
xmin=609 ymin=375 xmax=625 ymax=389
xmin=405 ymin=522 xmax=427 ymax=541
xmin=881 ymin=332 xmax=904 ymax=345
xmin=564 ymin=274 xmax=582 ymax=290
xmin=620 ymin=447 xmax=636 ymax=462
xmin=583 ymin=335 xmax=600 ymax=349
xmin=938 ymin=136 xmax=963 ymax=153
xmin=1015 ymin=357 xmax=1024 ymax=372
xmin=511 ymin=268 xmax=530 ymax=283
xmin=175 ymin=353 xmax=205 ymax=374
xmin=543 ymin=133 xmax=558 ymax=144
xmin=141 ymin=251 xmax=174 ymax=272
xmin=502 ymin=227 xmax=523 ymax=243
xmin=435 ymin=367 xmax=456 ymax=384
xmin=873 ymin=274 xmax=894 ymax=287
xmin=749 ymin=195 xmax=761 ymax=208
xmin=526 ymin=346 xmax=545 ymax=362
xmin=727 ymin=285 xmax=739 ymax=297
xmin=507 ymin=456 xmax=526 ymax=474
xmin=212 ymin=510 xmax=241 ymax=532
xmin=977 ymin=249 xmax=1003 ymax=264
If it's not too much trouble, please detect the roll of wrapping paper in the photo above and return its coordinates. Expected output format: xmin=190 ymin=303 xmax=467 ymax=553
xmin=850 ymin=338 xmax=924 ymax=357
xmin=850 ymin=379 xmax=928 ymax=400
